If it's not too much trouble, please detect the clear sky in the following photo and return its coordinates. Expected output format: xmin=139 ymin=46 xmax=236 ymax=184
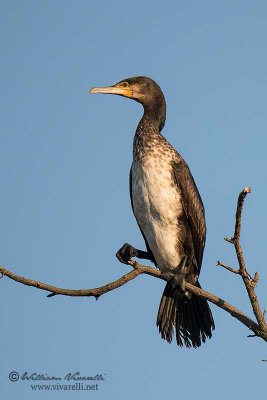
xmin=1 ymin=0 xmax=267 ymax=398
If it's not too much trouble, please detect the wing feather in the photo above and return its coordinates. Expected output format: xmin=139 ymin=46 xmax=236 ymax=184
xmin=172 ymin=159 xmax=206 ymax=272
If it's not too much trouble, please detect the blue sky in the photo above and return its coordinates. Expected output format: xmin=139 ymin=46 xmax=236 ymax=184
xmin=1 ymin=0 xmax=267 ymax=398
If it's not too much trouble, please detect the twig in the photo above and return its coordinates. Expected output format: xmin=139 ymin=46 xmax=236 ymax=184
xmin=217 ymin=261 xmax=240 ymax=275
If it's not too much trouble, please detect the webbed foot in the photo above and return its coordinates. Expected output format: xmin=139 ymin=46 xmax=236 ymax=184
xmin=116 ymin=243 xmax=138 ymax=264
xmin=161 ymin=272 xmax=186 ymax=292
xmin=160 ymin=255 xmax=192 ymax=298
xmin=116 ymin=243 xmax=154 ymax=264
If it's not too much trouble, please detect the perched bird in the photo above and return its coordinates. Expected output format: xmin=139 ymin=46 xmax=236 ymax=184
xmin=90 ymin=76 xmax=215 ymax=348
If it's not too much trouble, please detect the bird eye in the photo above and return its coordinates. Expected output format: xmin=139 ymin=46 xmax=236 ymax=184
xmin=120 ymin=82 xmax=129 ymax=88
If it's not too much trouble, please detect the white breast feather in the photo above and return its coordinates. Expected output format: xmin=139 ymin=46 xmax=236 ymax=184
xmin=132 ymin=159 xmax=183 ymax=272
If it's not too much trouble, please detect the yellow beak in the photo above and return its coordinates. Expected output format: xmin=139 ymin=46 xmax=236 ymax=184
xmin=90 ymin=85 xmax=132 ymax=98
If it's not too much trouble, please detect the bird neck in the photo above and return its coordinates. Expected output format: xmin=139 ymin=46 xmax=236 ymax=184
xmin=134 ymin=108 xmax=165 ymax=157
xmin=137 ymin=101 xmax=166 ymax=135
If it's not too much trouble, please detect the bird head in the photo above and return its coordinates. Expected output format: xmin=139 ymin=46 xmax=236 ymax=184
xmin=90 ymin=76 xmax=163 ymax=106
xmin=90 ymin=76 xmax=166 ymax=130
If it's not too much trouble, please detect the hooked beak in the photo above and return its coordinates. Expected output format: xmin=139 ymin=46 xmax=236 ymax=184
xmin=90 ymin=85 xmax=133 ymax=98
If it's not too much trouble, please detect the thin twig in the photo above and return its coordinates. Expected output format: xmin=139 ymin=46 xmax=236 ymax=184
xmin=217 ymin=261 xmax=240 ymax=275
xmin=224 ymin=237 xmax=234 ymax=244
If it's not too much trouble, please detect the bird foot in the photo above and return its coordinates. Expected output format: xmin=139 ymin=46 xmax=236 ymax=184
xmin=161 ymin=269 xmax=192 ymax=299
xmin=116 ymin=243 xmax=154 ymax=264
xmin=161 ymin=272 xmax=186 ymax=292
xmin=116 ymin=243 xmax=138 ymax=265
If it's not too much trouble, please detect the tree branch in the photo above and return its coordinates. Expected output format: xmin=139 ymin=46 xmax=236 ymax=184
xmin=217 ymin=261 xmax=240 ymax=275
xmin=1 ymin=187 xmax=267 ymax=342
xmin=0 ymin=259 xmax=264 ymax=338
xmin=218 ymin=187 xmax=267 ymax=333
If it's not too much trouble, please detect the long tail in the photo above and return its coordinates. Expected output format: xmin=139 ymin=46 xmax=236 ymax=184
xmin=156 ymin=281 xmax=215 ymax=348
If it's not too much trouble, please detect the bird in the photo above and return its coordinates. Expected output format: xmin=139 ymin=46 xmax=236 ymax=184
xmin=90 ymin=76 xmax=215 ymax=348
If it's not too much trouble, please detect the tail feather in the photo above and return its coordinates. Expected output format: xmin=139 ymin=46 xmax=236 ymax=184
xmin=157 ymin=281 xmax=215 ymax=348
xmin=157 ymin=284 xmax=175 ymax=343
xmin=183 ymin=298 xmax=201 ymax=347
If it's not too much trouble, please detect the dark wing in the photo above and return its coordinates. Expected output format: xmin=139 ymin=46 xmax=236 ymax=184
xmin=173 ymin=159 xmax=206 ymax=272
xmin=129 ymin=167 xmax=156 ymax=264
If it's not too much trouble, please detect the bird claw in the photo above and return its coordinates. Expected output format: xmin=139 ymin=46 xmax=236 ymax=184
xmin=161 ymin=271 xmax=191 ymax=298
xmin=173 ymin=275 xmax=186 ymax=292
xmin=161 ymin=272 xmax=185 ymax=291
xmin=116 ymin=243 xmax=138 ymax=264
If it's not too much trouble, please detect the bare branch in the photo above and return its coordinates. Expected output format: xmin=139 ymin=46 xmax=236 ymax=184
xmin=0 ymin=264 xmax=146 ymax=299
xmin=234 ymin=186 xmax=251 ymax=243
xmin=1 ymin=187 xmax=267 ymax=343
xmin=217 ymin=261 xmax=240 ymax=275
xmin=0 ymin=259 xmax=266 ymax=340
xmin=221 ymin=187 xmax=267 ymax=332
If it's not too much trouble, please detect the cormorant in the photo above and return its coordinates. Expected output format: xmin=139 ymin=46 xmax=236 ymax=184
xmin=90 ymin=76 xmax=215 ymax=347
